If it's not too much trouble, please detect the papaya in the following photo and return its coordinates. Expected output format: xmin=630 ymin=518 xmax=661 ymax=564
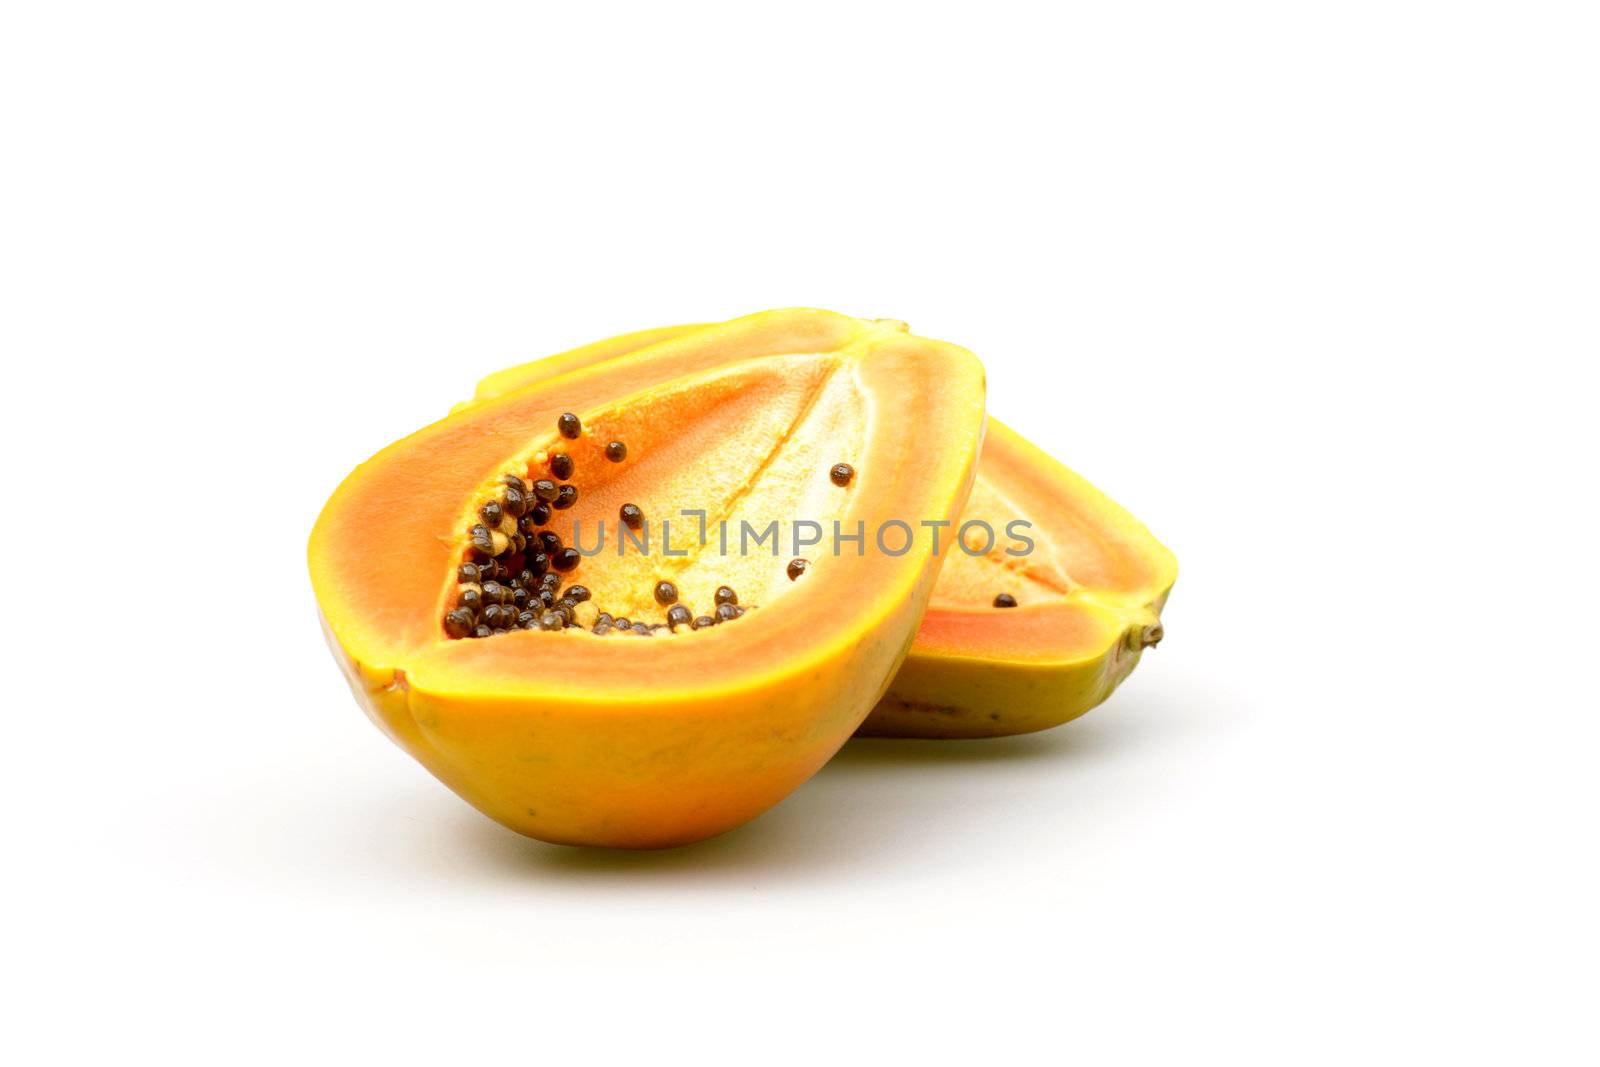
xmin=309 ymin=309 xmax=986 ymax=848
xmin=462 ymin=313 xmax=1177 ymax=739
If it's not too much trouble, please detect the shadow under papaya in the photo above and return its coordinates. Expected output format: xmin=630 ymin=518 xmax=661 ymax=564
xmin=458 ymin=700 xmax=1164 ymax=882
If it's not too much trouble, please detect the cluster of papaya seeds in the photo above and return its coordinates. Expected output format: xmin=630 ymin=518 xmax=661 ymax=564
xmin=310 ymin=309 xmax=1175 ymax=849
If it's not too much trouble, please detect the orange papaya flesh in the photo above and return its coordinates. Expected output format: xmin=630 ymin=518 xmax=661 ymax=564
xmin=309 ymin=309 xmax=986 ymax=847
xmin=466 ymin=315 xmax=1176 ymax=739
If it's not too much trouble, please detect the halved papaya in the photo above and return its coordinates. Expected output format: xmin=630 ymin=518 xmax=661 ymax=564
xmin=464 ymin=313 xmax=1177 ymax=739
xmin=309 ymin=309 xmax=985 ymax=847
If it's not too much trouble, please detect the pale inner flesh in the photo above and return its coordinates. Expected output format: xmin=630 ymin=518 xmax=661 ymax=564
xmin=927 ymin=473 xmax=1076 ymax=610
xmin=451 ymin=353 xmax=867 ymax=631
xmin=925 ymin=460 xmax=1158 ymax=613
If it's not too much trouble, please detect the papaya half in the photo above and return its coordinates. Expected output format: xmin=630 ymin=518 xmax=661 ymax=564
xmin=309 ymin=309 xmax=986 ymax=848
xmin=462 ymin=313 xmax=1177 ymax=739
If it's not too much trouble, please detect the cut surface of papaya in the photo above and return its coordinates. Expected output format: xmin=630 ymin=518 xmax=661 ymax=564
xmin=467 ymin=314 xmax=1176 ymax=739
xmin=309 ymin=309 xmax=985 ymax=847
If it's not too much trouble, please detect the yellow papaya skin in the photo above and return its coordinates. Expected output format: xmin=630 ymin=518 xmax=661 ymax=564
xmin=310 ymin=309 xmax=986 ymax=847
xmin=466 ymin=318 xmax=1176 ymax=740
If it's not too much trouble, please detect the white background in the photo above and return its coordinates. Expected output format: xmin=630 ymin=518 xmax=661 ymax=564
xmin=3 ymin=2 xmax=1596 ymax=1063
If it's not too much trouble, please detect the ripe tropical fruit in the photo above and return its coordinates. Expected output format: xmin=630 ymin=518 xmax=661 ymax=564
xmin=309 ymin=309 xmax=986 ymax=847
xmin=464 ymin=313 xmax=1177 ymax=740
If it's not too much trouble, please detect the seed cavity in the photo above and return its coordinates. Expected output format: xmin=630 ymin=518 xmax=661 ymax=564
xmin=830 ymin=463 xmax=855 ymax=487
xmin=446 ymin=451 xmax=757 ymax=639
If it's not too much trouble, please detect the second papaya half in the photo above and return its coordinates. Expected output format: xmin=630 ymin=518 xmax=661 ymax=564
xmin=462 ymin=313 xmax=1177 ymax=740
